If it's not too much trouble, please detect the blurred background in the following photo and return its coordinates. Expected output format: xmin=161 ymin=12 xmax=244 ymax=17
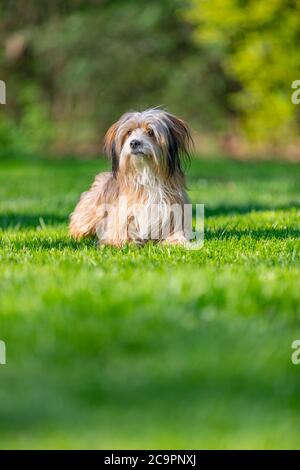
xmin=1 ymin=0 xmax=300 ymax=160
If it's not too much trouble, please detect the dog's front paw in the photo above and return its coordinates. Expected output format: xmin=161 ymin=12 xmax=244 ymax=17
xmin=163 ymin=233 xmax=188 ymax=246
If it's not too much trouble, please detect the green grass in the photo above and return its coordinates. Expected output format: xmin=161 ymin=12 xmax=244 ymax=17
xmin=0 ymin=155 xmax=300 ymax=449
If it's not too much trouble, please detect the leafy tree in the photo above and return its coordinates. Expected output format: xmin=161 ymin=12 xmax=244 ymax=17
xmin=0 ymin=0 xmax=228 ymax=154
xmin=187 ymin=0 xmax=300 ymax=141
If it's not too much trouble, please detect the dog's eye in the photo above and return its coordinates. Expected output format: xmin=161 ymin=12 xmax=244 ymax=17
xmin=127 ymin=130 xmax=132 ymax=136
xmin=147 ymin=129 xmax=154 ymax=137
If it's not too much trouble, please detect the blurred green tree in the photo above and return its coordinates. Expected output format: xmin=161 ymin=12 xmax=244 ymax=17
xmin=187 ymin=0 xmax=300 ymax=141
xmin=0 ymin=0 xmax=228 ymax=155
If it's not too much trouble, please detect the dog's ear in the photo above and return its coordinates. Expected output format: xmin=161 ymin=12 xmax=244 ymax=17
xmin=104 ymin=121 xmax=119 ymax=177
xmin=165 ymin=113 xmax=193 ymax=177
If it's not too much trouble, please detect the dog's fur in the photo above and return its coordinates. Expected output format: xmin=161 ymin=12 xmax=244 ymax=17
xmin=69 ymin=108 xmax=193 ymax=246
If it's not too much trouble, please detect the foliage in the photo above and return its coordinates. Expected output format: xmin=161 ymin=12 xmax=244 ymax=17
xmin=0 ymin=83 xmax=52 ymax=155
xmin=187 ymin=0 xmax=300 ymax=141
xmin=1 ymin=0 xmax=300 ymax=153
xmin=0 ymin=0 xmax=227 ymax=154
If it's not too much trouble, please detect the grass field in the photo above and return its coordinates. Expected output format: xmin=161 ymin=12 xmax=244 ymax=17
xmin=0 ymin=155 xmax=299 ymax=449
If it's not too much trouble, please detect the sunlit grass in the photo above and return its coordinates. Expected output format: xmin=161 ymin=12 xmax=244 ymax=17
xmin=0 ymin=156 xmax=299 ymax=449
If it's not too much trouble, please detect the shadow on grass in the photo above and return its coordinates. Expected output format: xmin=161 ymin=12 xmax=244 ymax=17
xmin=9 ymin=237 xmax=97 ymax=251
xmin=4 ymin=227 xmax=299 ymax=252
xmin=205 ymin=202 xmax=300 ymax=218
xmin=0 ymin=213 xmax=67 ymax=229
xmin=206 ymin=227 xmax=300 ymax=240
xmin=2 ymin=201 xmax=299 ymax=231
xmin=1 ymin=202 xmax=299 ymax=249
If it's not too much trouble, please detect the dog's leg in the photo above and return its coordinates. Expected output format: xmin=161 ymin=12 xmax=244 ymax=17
xmin=69 ymin=190 xmax=99 ymax=239
xmin=162 ymin=199 xmax=189 ymax=246
xmin=69 ymin=173 xmax=110 ymax=240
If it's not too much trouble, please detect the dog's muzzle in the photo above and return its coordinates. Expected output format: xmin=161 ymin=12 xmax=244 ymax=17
xmin=130 ymin=139 xmax=145 ymax=155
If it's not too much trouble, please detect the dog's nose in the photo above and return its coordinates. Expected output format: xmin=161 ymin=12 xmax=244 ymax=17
xmin=130 ymin=139 xmax=142 ymax=149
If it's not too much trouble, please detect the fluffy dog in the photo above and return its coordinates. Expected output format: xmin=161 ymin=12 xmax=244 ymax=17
xmin=69 ymin=108 xmax=193 ymax=246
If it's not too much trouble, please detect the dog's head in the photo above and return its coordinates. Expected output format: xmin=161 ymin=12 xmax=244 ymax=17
xmin=104 ymin=108 xmax=193 ymax=180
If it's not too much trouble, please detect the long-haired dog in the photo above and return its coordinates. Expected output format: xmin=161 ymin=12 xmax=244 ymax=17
xmin=69 ymin=108 xmax=193 ymax=246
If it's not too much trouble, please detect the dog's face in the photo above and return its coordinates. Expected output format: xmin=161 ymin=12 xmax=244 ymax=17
xmin=104 ymin=109 xmax=192 ymax=179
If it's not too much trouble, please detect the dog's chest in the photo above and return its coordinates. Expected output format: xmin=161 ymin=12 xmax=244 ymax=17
xmin=127 ymin=183 xmax=177 ymax=241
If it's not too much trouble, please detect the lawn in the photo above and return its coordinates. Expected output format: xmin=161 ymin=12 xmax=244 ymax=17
xmin=0 ymin=155 xmax=299 ymax=449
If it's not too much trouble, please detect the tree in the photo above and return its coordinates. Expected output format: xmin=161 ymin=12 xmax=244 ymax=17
xmin=187 ymin=0 xmax=300 ymax=141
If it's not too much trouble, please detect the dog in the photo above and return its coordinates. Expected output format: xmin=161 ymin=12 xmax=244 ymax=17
xmin=69 ymin=108 xmax=193 ymax=246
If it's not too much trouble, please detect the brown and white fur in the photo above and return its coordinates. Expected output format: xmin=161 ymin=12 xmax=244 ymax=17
xmin=69 ymin=108 xmax=193 ymax=246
